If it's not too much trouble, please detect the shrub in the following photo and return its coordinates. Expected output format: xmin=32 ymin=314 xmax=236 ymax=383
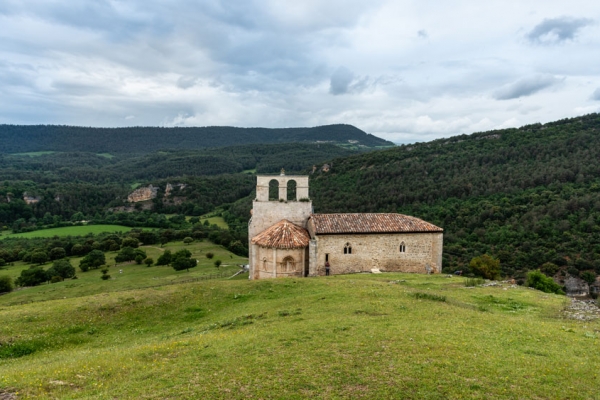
xmin=15 ymin=267 xmax=48 ymax=287
xmin=144 ymin=258 xmax=154 ymax=267
xmin=540 ymin=262 xmax=559 ymax=276
xmin=183 ymin=237 xmax=194 ymax=245
xmin=526 ymin=270 xmax=565 ymax=295
xmin=214 ymin=260 xmax=222 ymax=268
xmin=0 ymin=258 xmax=6 ymax=267
xmin=50 ymin=275 xmax=63 ymax=283
xmin=206 ymin=252 xmax=214 ymax=259
xmin=580 ymin=271 xmax=597 ymax=285
xmin=135 ymin=255 xmax=144 ymax=265
xmin=464 ymin=277 xmax=485 ymax=287
xmin=469 ymin=254 xmax=501 ymax=280
xmin=567 ymin=266 xmax=580 ymax=277
xmin=412 ymin=292 xmax=446 ymax=302
xmin=0 ymin=275 xmax=13 ymax=293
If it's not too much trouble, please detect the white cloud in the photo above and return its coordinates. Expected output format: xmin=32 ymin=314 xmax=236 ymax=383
xmin=0 ymin=0 xmax=599 ymax=143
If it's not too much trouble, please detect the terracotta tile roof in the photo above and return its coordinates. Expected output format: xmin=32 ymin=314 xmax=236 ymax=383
xmin=309 ymin=213 xmax=443 ymax=234
xmin=252 ymin=219 xmax=310 ymax=249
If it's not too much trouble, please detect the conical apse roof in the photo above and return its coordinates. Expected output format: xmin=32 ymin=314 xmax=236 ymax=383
xmin=251 ymin=219 xmax=310 ymax=249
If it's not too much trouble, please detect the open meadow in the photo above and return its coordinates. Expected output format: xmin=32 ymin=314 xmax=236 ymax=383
xmin=0 ymin=240 xmax=246 ymax=306
xmin=1 ymin=267 xmax=599 ymax=399
xmin=1 ymin=225 xmax=137 ymax=240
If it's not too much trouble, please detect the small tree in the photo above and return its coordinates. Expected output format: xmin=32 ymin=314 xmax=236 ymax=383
xmin=135 ymin=255 xmax=144 ymax=265
xmin=47 ymin=259 xmax=76 ymax=279
xmin=122 ymin=237 xmax=140 ymax=249
xmin=30 ymin=251 xmax=49 ymax=265
xmin=100 ymin=268 xmax=111 ymax=280
xmin=172 ymin=249 xmax=196 ymax=272
xmin=144 ymin=257 xmax=154 ymax=267
xmin=115 ymin=247 xmax=136 ymax=263
xmin=79 ymin=250 xmax=106 ymax=272
xmin=469 ymin=254 xmax=501 ymax=280
xmin=0 ymin=258 xmax=6 ymax=267
xmin=0 ymin=275 xmax=13 ymax=293
xmin=160 ymin=237 xmax=169 ymax=248
xmin=214 ymin=260 xmax=222 ymax=268
xmin=156 ymin=250 xmax=172 ymax=266
xmin=205 ymin=252 xmax=214 ymax=259
xmin=49 ymin=247 xmax=67 ymax=260
xmin=183 ymin=237 xmax=194 ymax=245
xmin=70 ymin=243 xmax=85 ymax=256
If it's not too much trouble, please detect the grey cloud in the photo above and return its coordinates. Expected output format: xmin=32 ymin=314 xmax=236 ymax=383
xmin=592 ymin=88 xmax=600 ymax=101
xmin=493 ymin=75 xmax=562 ymax=100
xmin=329 ymin=67 xmax=354 ymax=95
xmin=417 ymin=30 xmax=428 ymax=38
xmin=527 ymin=17 xmax=594 ymax=44
xmin=177 ymin=76 xmax=198 ymax=89
xmin=50 ymin=81 xmax=115 ymax=97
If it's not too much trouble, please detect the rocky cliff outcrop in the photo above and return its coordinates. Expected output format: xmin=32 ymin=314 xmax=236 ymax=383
xmin=127 ymin=185 xmax=158 ymax=203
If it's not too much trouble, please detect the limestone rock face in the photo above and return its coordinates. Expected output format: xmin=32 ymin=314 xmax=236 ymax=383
xmin=564 ymin=275 xmax=589 ymax=297
xmin=23 ymin=193 xmax=41 ymax=204
xmin=127 ymin=185 xmax=158 ymax=203
xmin=164 ymin=183 xmax=186 ymax=198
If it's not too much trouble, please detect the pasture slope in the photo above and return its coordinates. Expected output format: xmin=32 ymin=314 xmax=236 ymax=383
xmin=1 ymin=225 xmax=136 ymax=240
xmin=1 ymin=259 xmax=599 ymax=398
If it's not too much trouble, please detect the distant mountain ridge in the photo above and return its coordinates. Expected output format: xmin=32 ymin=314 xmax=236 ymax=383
xmin=0 ymin=124 xmax=394 ymax=154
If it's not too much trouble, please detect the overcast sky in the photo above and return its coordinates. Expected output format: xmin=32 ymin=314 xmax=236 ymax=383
xmin=1 ymin=0 xmax=599 ymax=143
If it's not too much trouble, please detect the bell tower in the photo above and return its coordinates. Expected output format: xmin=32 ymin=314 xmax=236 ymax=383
xmin=248 ymin=172 xmax=312 ymax=279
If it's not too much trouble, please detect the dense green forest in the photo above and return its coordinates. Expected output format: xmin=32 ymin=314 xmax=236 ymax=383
xmin=303 ymin=113 xmax=600 ymax=279
xmin=0 ymin=124 xmax=393 ymax=154
xmin=2 ymin=113 xmax=600 ymax=281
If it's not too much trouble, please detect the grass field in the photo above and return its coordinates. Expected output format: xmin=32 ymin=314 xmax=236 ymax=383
xmin=199 ymin=216 xmax=228 ymax=229
xmin=0 ymin=239 xmax=246 ymax=305
xmin=1 ymin=264 xmax=599 ymax=398
xmin=1 ymin=225 xmax=137 ymax=240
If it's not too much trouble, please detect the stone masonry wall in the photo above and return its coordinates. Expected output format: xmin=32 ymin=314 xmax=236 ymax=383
xmin=312 ymin=232 xmax=443 ymax=276
xmin=252 ymin=245 xmax=307 ymax=279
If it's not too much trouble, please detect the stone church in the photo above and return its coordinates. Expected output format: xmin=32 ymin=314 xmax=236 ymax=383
xmin=248 ymin=173 xmax=443 ymax=279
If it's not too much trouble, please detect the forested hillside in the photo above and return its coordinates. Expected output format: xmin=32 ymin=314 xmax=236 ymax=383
xmin=0 ymin=124 xmax=393 ymax=154
xmin=304 ymin=113 xmax=600 ymax=279
xmin=3 ymin=113 xmax=600 ymax=281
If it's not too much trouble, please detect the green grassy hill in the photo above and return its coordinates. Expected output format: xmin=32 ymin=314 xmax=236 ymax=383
xmin=1 ymin=266 xmax=598 ymax=398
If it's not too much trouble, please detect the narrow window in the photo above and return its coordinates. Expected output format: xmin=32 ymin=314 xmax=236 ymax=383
xmin=325 ymin=253 xmax=329 ymax=262
xmin=400 ymin=242 xmax=406 ymax=253
xmin=262 ymin=257 xmax=268 ymax=271
xmin=268 ymin=179 xmax=279 ymax=201
xmin=344 ymin=243 xmax=352 ymax=254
